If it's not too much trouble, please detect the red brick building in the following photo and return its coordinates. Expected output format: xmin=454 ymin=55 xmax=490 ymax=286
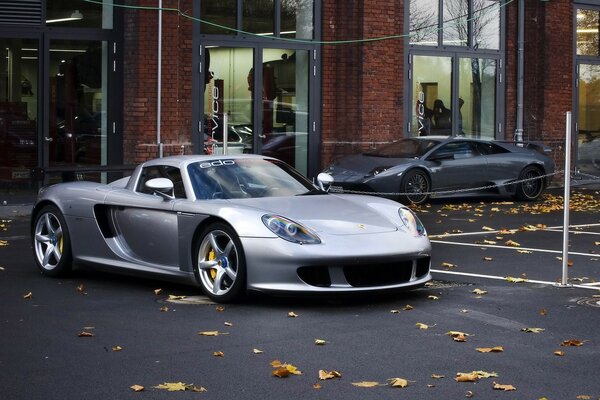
xmin=0 ymin=0 xmax=598 ymax=199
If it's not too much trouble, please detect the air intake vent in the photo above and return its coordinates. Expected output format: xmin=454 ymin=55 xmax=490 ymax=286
xmin=0 ymin=0 xmax=42 ymax=25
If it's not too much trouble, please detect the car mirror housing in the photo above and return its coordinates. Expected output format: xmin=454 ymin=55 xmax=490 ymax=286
xmin=317 ymin=172 xmax=334 ymax=191
xmin=145 ymin=178 xmax=174 ymax=200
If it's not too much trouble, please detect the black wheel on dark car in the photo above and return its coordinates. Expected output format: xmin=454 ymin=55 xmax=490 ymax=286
xmin=515 ymin=166 xmax=544 ymax=201
xmin=195 ymin=222 xmax=246 ymax=303
xmin=32 ymin=205 xmax=73 ymax=277
xmin=400 ymin=169 xmax=430 ymax=205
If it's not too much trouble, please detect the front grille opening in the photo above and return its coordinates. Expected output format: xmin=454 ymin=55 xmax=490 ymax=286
xmin=298 ymin=266 xmax=332 ymax=287
xmin=344 ymin=260 xmax=413 ymax=287
xmin=415 ymin=257 xmax=431 ymax=278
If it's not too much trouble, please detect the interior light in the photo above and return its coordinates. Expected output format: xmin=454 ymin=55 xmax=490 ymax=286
xmin=46 ymin=10 xmax=83 ymax=24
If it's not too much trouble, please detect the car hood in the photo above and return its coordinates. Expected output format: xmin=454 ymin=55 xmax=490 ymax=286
xmin=328 ymin=154 xmax=415 ymax=182
xmin=227 ymin=194 xmax=400 ymax=235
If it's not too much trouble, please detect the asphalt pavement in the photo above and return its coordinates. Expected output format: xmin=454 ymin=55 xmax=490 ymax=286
xmin=1 ymin=187 xmax=599 ymax=399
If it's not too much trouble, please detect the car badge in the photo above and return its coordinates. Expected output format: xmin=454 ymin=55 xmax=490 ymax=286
xmin=358 ymin=224 xmax=365 ymax=229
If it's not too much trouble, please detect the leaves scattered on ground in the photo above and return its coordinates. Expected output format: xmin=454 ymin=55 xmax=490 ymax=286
xmin=153 ymin=382 xmax=207 ymax=392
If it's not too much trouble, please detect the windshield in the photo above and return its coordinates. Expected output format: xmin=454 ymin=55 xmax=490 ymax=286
xmin=187 ymin=158 xmax=318 ymax=200
xmin=366 ymin=138 xmax=440 ymax=158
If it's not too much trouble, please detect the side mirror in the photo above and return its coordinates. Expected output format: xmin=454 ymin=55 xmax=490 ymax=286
xmin=317 ymin=172 xmax=334 ymax=191
xmin=145 ymin=178 xmax=174 ymax=200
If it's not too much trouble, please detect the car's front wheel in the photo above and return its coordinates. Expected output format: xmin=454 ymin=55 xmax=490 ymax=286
xmin=400 ymin=169 xmax=430 ymax=205
xmin=195 ymin=223 xmax=246 ymax=303
xmin=515 ymin=166 xmax=544 ymax=201
xmin=32 ymin=205 xmax=73 ymax=276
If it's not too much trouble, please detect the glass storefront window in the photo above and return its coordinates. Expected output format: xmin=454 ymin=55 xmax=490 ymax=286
xmin=200 ymin=0 xmax=237 ymax=35
xmin=411 ymin=55 xmax=452 ymax=137
xmin=281 ymin=0 xmax=314 ymax=39
xmin=203 ymin=47 xmax=254 ymax=156
xmin=48 ymin=40 xmax=108 ymax=174
xmin=243 ymin=0 xmax=275 ymax=35
xmin=46 ymin=0 xmax=112 ymax=29
xmin=473 ymin=0 xmax=500 ymax=50
xmin=577 ymin=9 xmax=600 ymax=56
xmin=261 ymin=49 xmax=309 ymax=174
xmin=443 ymin=0 xmax=468 ymax=47
xmin=409 ymin=0 xmax=439 ymax=46
xmin=458 ymin=58 xmax=496 ymax=138
xmin=577 ymin=63 xmax=600 ymax=173
xmin=0 ymin=38 xmax=38 ymax=195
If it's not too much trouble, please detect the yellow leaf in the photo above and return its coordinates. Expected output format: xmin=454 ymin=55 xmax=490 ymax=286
xmin=521 ymin=327 xmax=545 ymax=333
xmin=403 ymin=304 xmax=414 ymax=311
xmin=23 ymin=292 xmax=32 ymax=299
xmin=517 ymin=250 xmax=533 ymax=254
xmin=288 ymin=311 xmax=299 ymax=318
xmin=577 ymin=395 xmax=592 ymax=399
xmin=159 ymin=306 xmax=169 ymax=312
xmin=455 ymin=373 xmax=479 ymax=382
xmin=483 ymin=256 xmax=493 ymax=261
xmin=416 ymin=322 xmax=435 ymax=330
xmin=352 ymin=381 xmax=380 ymax=387
xmin=483 ymin=240 xmax=497 ymax=245
xmin=198 ymin=331 xmax=228 ymax=336
xmin=428 ymin=295 xmax=439 ymax=300
xmin=313 ymin=383 xmax=322 ymax=389
xmin=215 ymin=306 xmax=225 ymax=312
xmin=387 ymin=378 xmax=409 ymax=388
xmin=540 ymin=308 xmax=547 ymax=316
xmin=431 ymin=374 xmax=445 ymax=379
xmin=78 ymin=331 xmax=95 ymax=337
xmin=441 ymin=262 xmax=457 ymax=268
xmin=0 ymin=240 xmax=8 ymax=246
xmin=554 ymin=350 xmax=565 ymax=356
xmin=561 ymin=339 xmax=585 ymax=347
xmin=446 ymin=331 xmax=470 ymax=339
xmin=505 ymin=240 xmax=521 ymax=247
xmin=253 ymin=348 xmax=263 ymax=354
xmin=319 ymin=370 xmax=342 ymax=380
xmin=492 ymin=382 xmax=516 ymax=391
xmin=154 ymin=288 xmax=162 ymax=295
xmin=476 ymin=346 xmax=504 ymax=353
xmin=112 ymin=346 xmax=123 ymax=352
xmin=314 ymin=339 xmax=327 ymax=345
xmin=213 ymin=351 xmax=224 ymax=357
xmin=506 ymin=276 xmax=528 ymax=283
xmin=154 ymin=382 xmax=188 ymax=391
xmin=168 ymin=295 xmax=186 ymax=300
xmin=130 ymin=385 xmax=144 ymax=392
xmin=482 ymin=226 xmax=494 ymax=231
xmin=472 ymin=289 xmax=487 ymax=295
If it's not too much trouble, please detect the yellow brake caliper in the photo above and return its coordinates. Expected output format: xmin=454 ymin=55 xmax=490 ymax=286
xmin=208 ymin=249 xmax=217 ymax=280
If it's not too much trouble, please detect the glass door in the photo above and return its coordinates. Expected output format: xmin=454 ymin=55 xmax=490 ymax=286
xmin=0 ymin=38 xmax=39 ymax=197
xmin=577 ymin=63 xmax=600 ymax=174
xmin=47 ymin=39 xmax=109 ymax=182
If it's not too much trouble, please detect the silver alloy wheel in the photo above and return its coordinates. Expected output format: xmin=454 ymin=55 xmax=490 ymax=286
xmin=34 ymin=212 xmax=64 ymax=271
xmin=197 ymin=229 xmax=239 ymax=297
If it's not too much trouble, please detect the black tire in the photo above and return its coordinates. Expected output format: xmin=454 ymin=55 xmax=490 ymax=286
xmin=399 ymin=169 xmax=430 ymax=205
xmin=194 ymin=222 xmax=246 ymax=303
xmin=515 ymin=165 xmax=544 ymax=201
xmin=32 ymin=205 xmax=73 ymax=277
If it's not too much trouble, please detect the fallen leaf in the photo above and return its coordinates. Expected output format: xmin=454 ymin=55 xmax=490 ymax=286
xmin=517 ymin=249 xmax=533 ymax=254
xmin=472 ymin=289 xmax=487 ymax=295
xmin=253 ymin=348 xmax=263 ymax=354
xmin=390 ymin=309 xmax=400 ymax=314
xmin=352 ymin=381 xmax=380 ymax=387
xmin=540 ymin=308 xmax=547 ymax=316
xmin=482 ymin=226 xmax=494 ymax=231
xmin=154 ymin=288 xmax=162 ymax=295
xmin=577 ymin=395 xmax=592 ymax=399
xmin=441 ymin=262 xmax=457 ymax=268
xmin=416 ymin=322 xmax=435 ymax=330
xmin=314 ymin=339 xmax=327 ymax=345
xmin=319 ymin=370 xmax=342 ymax=380
xmin=431 ymin=374 xmax=445 ymax=379
xmin=224 ymin=322 xmax=233 ymax=327
xmin=466 ymin=390 xmax=474 ymax=398
xmin=403 ymin=304 xmax=414 ymax=311
xmin=23 ymin=292 xmax=32 ymax=299
xmin=0 ymin=266 xmax=4 ymax=271
xmin=198 ymin=331 xmax=228 ymax=336
xmin=521 ymin=327 xmax=545 ymax=333
xmin=428 ymin=295 xmax=439 ymax=300
xmin=506 ymin=276 xmax=528 ymax=283
xmin=561 ymin=339 xmax=585 ymax=347
xmin=446 ymin=331 xmax=471 ymax=341
xmin=483 ymin=256 xmax=493 ymax=261
xmin=272 ymin=368 xmax=290 ymax=378
xmin=0 ymin=240 xmax=8 ymax=246
xmin=159 ymin=306 xmax=169 ymax=312
xmin=215 ymin=306 xmax=225 ymax=312
xmin=271 ymin=361 xmax=302 ymax=376
xmin=154 ymin=382 xmax=188 ymax=391
xmin=130 ymin=385 xmax=144 ymax=392
xmin=505 ymin=240 xmax=521 ymax=247
xmin=78 ymin=331 xmax=95 ymax=337
xmin=483 ymin=240 xmax=497 ymax=245
xmin=554 ymin=350 xmax=565 ymax=356
xmin=476 ymin=346 xmax=504 ymax=353
xmin=213 ymin=351 xmax=224 ymax=357
xmin=492 ymin=382 xmax=516 ymax=391
xmin=112 ymin=346 xmax=123 ymax=352
xmin=388 ymin=378 xmax=409 ymax=388
xmin=76 ymin=284 xmax=86 ymax=294
xmin=313 ymin=383 xmax=322 ymax=389
xmin=288 ymin=311 xmax=299 ymax=318
xmin=168 ymin=295 xmax=186 ymax=300
xmin=455 ymin=373 xmax=479 ymax=382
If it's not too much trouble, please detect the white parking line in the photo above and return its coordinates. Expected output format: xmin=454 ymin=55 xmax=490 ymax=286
xmin=430 ymin=239 xmax=599 ymax=258
xmin=429 ymin=222 xmax=600 ymax=239
xmin=431 ymin=269 xmax=600 ymax=290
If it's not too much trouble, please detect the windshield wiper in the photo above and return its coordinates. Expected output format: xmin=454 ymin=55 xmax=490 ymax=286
xmin=297 ymin=189 xmax=326 ymax=196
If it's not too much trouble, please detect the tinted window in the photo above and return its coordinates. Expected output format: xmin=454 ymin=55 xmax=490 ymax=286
xmin=367 ymin=139 xmax=441 ymax=158
xmin=476 ymin=141 xmax=509 ymax=155
xmin=431 ymin=141 xmax=479 ymax=159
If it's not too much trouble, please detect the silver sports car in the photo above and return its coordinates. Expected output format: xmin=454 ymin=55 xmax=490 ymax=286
xmin=31 ymin=155 xmax=431 ymax=302
xmin=323 ymin=136 xmax=555 ymax=205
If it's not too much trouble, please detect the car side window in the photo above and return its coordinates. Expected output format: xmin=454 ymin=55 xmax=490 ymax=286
xmin=476 ymin=142 xmax=510 ymax=155
xmin=136 ymin=166 xmax=187 ymax=199
xmin=432 ymin=141 xmax=479 ymax=160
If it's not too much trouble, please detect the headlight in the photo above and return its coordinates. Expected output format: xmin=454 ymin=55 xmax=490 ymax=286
xmin=262 ymin=215 xmax=321 ymax=244
xmin=398 ymin=207 xmax=427 ymax=237
xmin=369 ymin=166 xmax=390 ymax=176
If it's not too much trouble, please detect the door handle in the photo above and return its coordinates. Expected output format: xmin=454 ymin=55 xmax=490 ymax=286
xmin=44 ymin=137 xmax=53 ymax=142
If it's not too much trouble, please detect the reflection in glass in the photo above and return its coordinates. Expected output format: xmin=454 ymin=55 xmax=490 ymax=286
xmin=577 ymin=9 xmax=600 ymax=56
xmin=0 ymin=39 xmax=38 ymax=194
xmin=260 ymin=49 xmax=309 ymax=174
xmin=203 ymin=47 xmax=254 ymax=155
xmin=200 ymin=0 xmax=237 ymax=35
xmin=473 ymin=0 xmax=499 ymax=50
xmin=243 ymin=0 xmax=275 ymax=35
xmin=46 ymin=0 xmax=112 ymax=29
xmin=443 ymin=0 xmax=468 ymax=47
xmin=409 ymin=0 xmax=439 ymax=46
xmin=577 ymin=64 xmax=600 ymax=173
xmin=281 ymin=0 xmax=314 ymax=39
xmin=459 ymin=58 xmax=496 ymax=138
xmin=48 ymin=40 xmax=108 ymax=173
xmin=411 ymin=56 xmax=452 ymax=136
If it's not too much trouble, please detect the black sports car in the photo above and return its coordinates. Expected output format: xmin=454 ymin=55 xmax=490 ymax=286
xmin=322 ymin=136 xmax=555 ymax=204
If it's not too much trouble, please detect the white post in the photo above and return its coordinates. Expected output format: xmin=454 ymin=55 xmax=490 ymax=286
xmin=561 ymin=112 xmax=572 ymax=286
xmin=157 ymin=0 xmax=163 ymax=158
xmin=223 ymin=112 xmax=228 ymax=155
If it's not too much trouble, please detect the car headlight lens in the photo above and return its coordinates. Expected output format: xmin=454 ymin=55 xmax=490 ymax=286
xmin=262 ymin=215 xmax=321 ymax=244
xmin=369 ymin=166 xmax=390 ymax=176
xmin=398 ymin=207 xmax=427 ymax=237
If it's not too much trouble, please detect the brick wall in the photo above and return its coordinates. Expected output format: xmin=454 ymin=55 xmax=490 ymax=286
xmin=123 ymin=0 xmax=193 ymax=164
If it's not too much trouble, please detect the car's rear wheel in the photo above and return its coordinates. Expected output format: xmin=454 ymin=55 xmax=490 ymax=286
xmin=400 ymin=169 xmax=430 ymax=205
xmin=32 ymin=205 xmax=72 ymax=276
xmin=515 ymin=166 xmax=544 ymax=201
xmin=195 ymin=223 xmax=246 ymax=303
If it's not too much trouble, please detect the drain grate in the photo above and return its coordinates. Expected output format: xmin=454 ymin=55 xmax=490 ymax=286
xmin=576 ymin=297 xmax=600 ymax=308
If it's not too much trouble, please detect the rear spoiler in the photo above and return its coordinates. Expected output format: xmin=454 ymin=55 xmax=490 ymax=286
xmin=497 ymin=140 xmax=552 ymax=155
